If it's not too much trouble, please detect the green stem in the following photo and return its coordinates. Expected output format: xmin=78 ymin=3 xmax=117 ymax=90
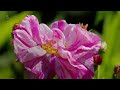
xmin=97 ymin=65 xmax=100 ymax=79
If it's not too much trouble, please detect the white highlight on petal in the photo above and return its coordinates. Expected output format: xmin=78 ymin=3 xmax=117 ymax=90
xmin=27 ymin=45 xmax=46 ymax=57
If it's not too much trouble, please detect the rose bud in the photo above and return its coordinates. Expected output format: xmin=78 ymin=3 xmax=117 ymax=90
xmin=93 ymin=54 xmax=102 ymax=65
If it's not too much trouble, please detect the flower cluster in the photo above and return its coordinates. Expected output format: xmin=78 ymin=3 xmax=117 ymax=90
xmin=12 ymin=15 xmax=102 ymax=79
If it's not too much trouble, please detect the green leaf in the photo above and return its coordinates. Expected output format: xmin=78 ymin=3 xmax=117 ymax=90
xmin=94 ymin=11 xmax=114 ymax=26
xmin=0 ymin=11 xmax=33 ymax=48
xmin=0 ymin=11 xmax=17 ymax=22
xmin=95 ymin=11 xmax=120 ymax=79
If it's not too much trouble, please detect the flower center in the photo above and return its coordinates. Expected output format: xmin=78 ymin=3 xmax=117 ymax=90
xmin=41 ymin=43 xmax=59 ymax=56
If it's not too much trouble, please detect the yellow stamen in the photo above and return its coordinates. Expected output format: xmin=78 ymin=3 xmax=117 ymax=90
xmin=80 ymin=23 xmax=88 ymax=29
xmin=41 ymin=44 xmax=47 ymax=50
xmin=85 ymin=24 xmax=88 ymax=29
xmin=41 ymin=43 xmax=59 ymax=56
xmin=81 ymin=23 xmax=83 ymax=27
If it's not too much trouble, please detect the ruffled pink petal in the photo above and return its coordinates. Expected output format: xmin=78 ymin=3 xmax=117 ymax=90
xmin=24 ymin=55 xmax=55 ymax=79
xmin=13 ymin=37 xmax=29 ymax=54
xmin=71 ymin=43 xmax=102 ymax=76
xmin=17 ymin=45 xmax=46 ymax=63
xmin=21 ymin=15 xmax=42 ymax=45
xmin=57 ymin=48 xmax=93 ymax=79
xmin=42 ymin=55 xmax=55 ymax=79
xmin=82 ymin=30 xmax=101 ymax=47
xmin=77 ymin=55 xmax=94 ymax=75
xmin=54 ymin=57 xmax=91 ymax=79
xmin=63 ymin=24 xmax=101 ymax=51
xmin=77 ymin=25 xmax=101 ymax=46
xmin=52 ymin=28 xmax=66 ymax=49
xmin=58 ymin=48 xmax=86 ymax=69
xmin=72 ymin=42 xmax=101 ymax=74
xmin=49 ymin=20 xmax=67 ymax=31
xmin=39 ymin=24 xmax=53 ymax=43
xmin=24 ymin=57 xmax=45 ymax=79
xmin=73 ymin=43 xmax=101 ymax=60
xmin=63 ymin=24 xmax=79 ymax=48
xmin=13 ymin=29 xmax=37 ymax=48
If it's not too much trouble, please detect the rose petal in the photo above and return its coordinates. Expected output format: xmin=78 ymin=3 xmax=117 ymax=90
xmin=49 ymin=20 xmax=67 ymax=31
xmin=39 ymin=24 xmax=53 ymax=43
xmin=24 ymin=55 xmax=55 ymax=79
xmin=64 ymin=24 xmax=101 ymax=51
xmin=25 ymin=58 xmax=45 ymax=79
xmin=63 ymin=24 xmax=80 ymax=49
xmin=58 ymin=48 xmax=90 ymax=74
xmin=52 ymin=28 xmax=66 ymax=48
xmin=13 ymin=37 xmax=29 ymax=54
xmin=17 ymin=45 xmax=46 ymax=63
xmin=21 ymin=15 xmax=42 ymax=45
xmin=54 ymin=57 xmax=90 ymax=79
xmin=13 ymin=29 xmax=37 ymax=47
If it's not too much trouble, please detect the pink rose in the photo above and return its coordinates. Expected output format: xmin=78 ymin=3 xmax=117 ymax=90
xmin=12 ymin=15 xmax=101 ymax=79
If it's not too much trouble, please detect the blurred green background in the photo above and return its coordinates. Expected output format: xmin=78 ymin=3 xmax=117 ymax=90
xmin=0 ymin=11 xmax=120 ymax=79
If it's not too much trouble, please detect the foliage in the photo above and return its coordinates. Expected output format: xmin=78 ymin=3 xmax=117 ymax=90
xmin=95 ymin=11 xmax=120 ymax=79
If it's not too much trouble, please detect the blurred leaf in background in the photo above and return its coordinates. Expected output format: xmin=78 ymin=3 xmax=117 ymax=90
xmin=0 ymin=11 xmax=33 ymax=48
xmin=0 ymin=11 xmax=34 ymax=78
xmin=95 ymin=11 xmax=120 ymax=79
